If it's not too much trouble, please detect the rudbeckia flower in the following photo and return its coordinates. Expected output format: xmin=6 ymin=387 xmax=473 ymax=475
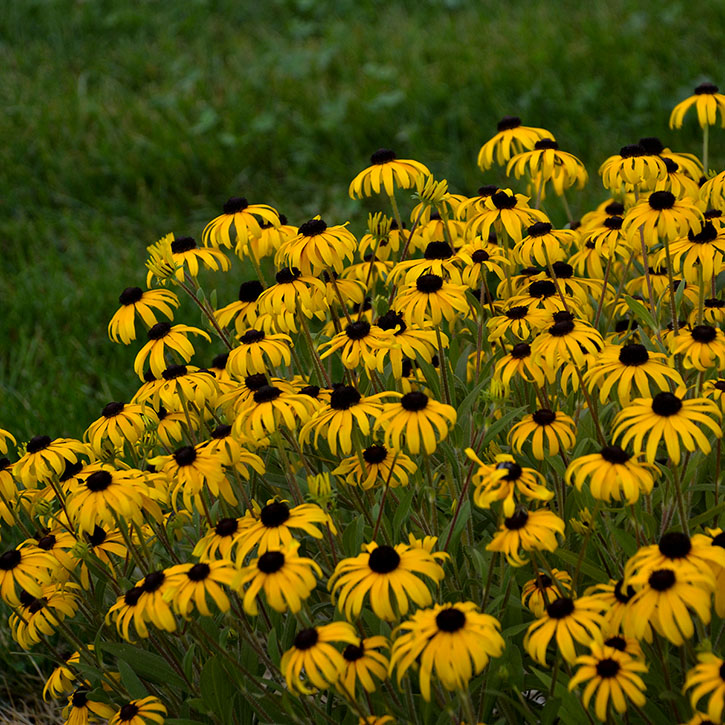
xmin=507 ymin=138 xmax=588 ymax=191
xmin=81 ymin=525 xmax=128 ymax=587
xmin=530 ymin=311 xmax=603 ymax=368
xmin=612 ymin=391 xmax=722 ymax=464
xmin=0 ymin=544 xmax=56 ymax=606
xmin=256 ymin=267 xmax=327 ymax=333
xmin=10 ymin=584 xmax=80 ymax=649
xmin=133 ymin=322 xmax=211 ymax=380
xmin=703 ymin=379 xmax=725 ymax=412
xmin=193 ymin=517 xmax=246 ymax=561
xmin=329 ymin=541 xmax=445 ymax=621
xmin=493 ymin=342 xmax=556 ymax=389
xmin=214 ymin=280 xmax=265 ymax=334
xmin=466 ymin=189 xmax=548 ymax=244
xmin=600 ymin=144 xmax=668 ymax=190
xmin=389 ymin=241 xmax=470 ymax=287
xmin=701 ymin=171 xmax=725 ymax=211
xmin=349 ymin=148 xmax=430 ymax=198
xmin=63 ymin=689 xmax=115 ymax=725
xmin=280 ymin=621 xmax=359 ymax=695
xmin=392 ymin=273 xmax=470 ymax=326
xmin=13 ymin=436 xmax=89 ymax=489
xmin=246 ymin=214 xmax=297 ymax=260
xmin=507 ymin=279 xmax=568 ymax=315
xmin=389 ymin=601 xmax=505 ymax=701
xmin=508 ymin=409 xmax=576 ymax=460
xmin=375 ymin=310 xmax=441 ymax=378
xmin=486 ymin=508 xmax=565 ymax=566
xmin=458 ymin=239 xmax=509 ymax=289
xmin=235 ymin=541 xmax=321 ymax=615
xmin=85 ymin=402 xmax=153 ymax=455
xmin=623 ymin=190 xmax=703 ymax=246
xmin=524 ymin=594 xmax=607 ymax=664
xmin=584 ymin=215 xmax=628 ymax=258
xmin=690 ymin=297 xmax=725 ymax=326
xmin=318 ymin=320 xmax=395 ymax=372
xmin=671 ymin=325 xmax=725 ymax=370
xmin=684 ymin=653 xmax=725 ymax=723
xmin=521 ymin=569 xmax=572 ymax=618
xmin=568 ymin=640 xmax=647 ymax=722
xmin=43 ymin=650 xmax=83 ymax=700
xmin=332 ymin=443 xmax=417 ymax=490
xmin=477 ymin=116 xmax=554 ymax=170
xmin=487 ymin=304 xmax=550 ymax=342
xmin=147 ymin=235 xmax=230 ymax=285
xmin=108 ymin=287 xmax=179 ymax=345
xmin=163 ymin=560 xmax=236 ymax=618
xmin=202 ymin=196 xmax=280 ymax=251
xmin=226 ymin=329 xmax=292 ymax=377
xmin=109 ymin=696 xmax=167 ymax=725
xmin=513 ymin=221 xmax=578 ymax=267
xmin=336 ymin=636 xmax=389 ymax=697
xmin=232 ymin=384 xmax=316 ymax=441
xmin=670 ymin=82 xmax=725 ymax=128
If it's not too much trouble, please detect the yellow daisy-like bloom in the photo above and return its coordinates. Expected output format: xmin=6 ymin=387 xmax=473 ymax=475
xmin=671 ymin=325 xmax=725 ymax=371
xmin=281 ymin=621 xmax=359 ymax=695
xmin=106 ymin=570 xmax=176 ymax=640
xmin=389 ymin=601 xmax=505 ymax=701
xmin=487 ymin=304 xmax=550 ymax=342
xmin=622 ymin=565 xmax=713 ymax=645
xmin=192 ymin=517 xmax=246 ymax=562
xmin=612 ymin=391 xmax=722 ymax=464
xmin=202 ymin=196 xmax=280 ymax=251
xmin=486 ymin=508 xmax=565 ymax=566
xmin=85 ymin=402 xmax=153 ymax=455
xmin=80 ymin=525 xmax=128 ymax=587
xmin=109 ymin=696 xmax=167 ymax=725
xmin=151 ymin=407 xmax=188 ymax=448
xmin=150 ymin=364 xmax=220 ymax=411
xmin=200 ymin=424 xmax=265 ymax=475
xmin=507 ymin=138 xmax=588 ymax=189
xmin=226 ymin=328 xmax=292 ymax=377
xmin=256 ymin=267 xmax=327 ymax=333
xmin=706 ymin=528 xmax=725 ymax=617
xmin=584 ymin=215 xmax=628 ymax=258
xmin=234 ymin=499 xmax=335 ymax=562
xmin=623 ymin=190 xmax=703 ymax=246
xmin=0 ymin=428 xmax=15 ymax=455
xmin=32 ymin=529 xmax=78 ymax=582
xmin=332 ymin=443 xmax=417 ymax=490
xmin=580 ymin=199 xmax=626 ymax=231
xmin=493 ymin=342 xmax=556 ymax=390
xmin=466 ymin=189 xmax=548 ymax=244
xmin=599 ymin=144 xmax=668 ymax=190
xmin=0 ymin=544 xmax=56 ymax=607
xmin=329 ymin=541 xmax=446 ymax=621
xmin=508 ymin=409 xmax=576 ymax=460
xmin=13 ymin=436 xmax=89 ymax=489
xmin=568 ymin=640 xmax=647 ymax=722
xmin=530 ymin=311 xmax=603 ymax=369
xmin=375 ymin=310 xmax=441 ymax=378
xmin=393 ymin=272 xmax=470 ymax=326
xmin=374 ymin=391 xmax=457 ymax=456
xmin=585 ymin=343 xmax=684 ymax=405
xmin=336 ymin=636 xmax=389 ymax=697
xmin=513 ymin=221 xmax=578 ymax=267
xmin=635 ymin=136 xmax=704 ymax=180
xmin=314 ymin=270 xmax=366 ymax=309
xmin=63 ymin=689 xmax=115 ymax=725
xmin=235 ymin=540 xmax=321 ymax=615
xmin=670 ymin=82 xmax=725 ymax=128
xmin=477 ymin=116 xmax=554 ymax=170
xmin=10 ymin=583 xmax=80 ymax=649
xmin=163 ymin=560 xmax=236 ymax=618
xmin=276 ymin=216 xmax=357 ymax=276
xmin=506 ymin=278 xmax=569 ymax=314
xmin=300 ymin=386 xmax=387 ymax=456
xmin=521 ymin=569 xmax=573 ymax=618
xmin=684 ymin=652 xmax=725 ymax=723
xmin=524 ymin=594 xmax=607 ymax=665
xmin=43 ymin=650 xmax=83 ymax=700
xmin=147 ymin=235 xmax=230 ymax=285
xmin=108 ymin=287 xmax=179 ymax=345
xmin=458 ymin=238 xmax=509 ymax=289
xmin=349 ymin=148 xmax=430 ymax=198
xmin=133 ymin=322 xmax=211 ymax=380
xmin=466 ymin=450 xmax=553 ymax=516
xmin=319 ymin=320 xmax=394 ymax=372
xmin=701 ymin=171 xmax=725 ymax=211
xmin=689 ymin=298 xmax=725 ymax=326
xmin=658 ymin=157 xmax=702 ymax=198
xmin=214 ymin=280 xmax=265 ymax=334
xmin=565 ymin=445 xmax=658 ymax=505
xmin=247 ymin=214 xmax=298 ymax=260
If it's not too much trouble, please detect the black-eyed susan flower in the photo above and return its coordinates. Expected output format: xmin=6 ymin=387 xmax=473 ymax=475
xmin=458 ymin=239 xmax=509 ymax=289
xmin=232 ymin=384 xmax=315 ymax=441
xmin=487 ymin=304 xmax=550 ymax=342
xmin=508 ymin=138 xmax=588 ymax=190
xmin=234 ymin=499 xmax=335 ymax=562
xmin=691 ymin=298 xmax=725 ymax=326
xmin=585 ymin=343 xmax=684 ymax=405
xmin=493 ymin=342 xmax=556 ymax=390
xmin=314 ymin=270 xmax=366 ymax=309
xmin=389 ymin=240 xmax=469 ymax=287
xmin=318 ymin=320 xmax=394 ymax=372
xmin=152 ymin=364 xmax=220 ymax=411
xmin=513 ymin=221 xmax=578 ymax=267
xmin=336 ymin=636 xmax=389 ymax=697
xmin=0 ymin=544 xmax=56 ymax=606
xmin=684 ymin=652 xmax=725 ymax=723
xmin=108 ymin=287 xmax=179 ymax=345
xmin=349 ymin=148 xmax=430 ymax=198
xmin=32 ymin=529 xmax=77 ymax=581
xmin=393 ymin=272 xmax=470 ymax=326
xmin=163 ymin=560 xmax=236 ymax=618
xmin=202 ymin=196 xmax=280 ymax=251
xmin=486 ymin=508 xmax=565 ymax=566
xmin=477 ymin=116 xmax=554 ymax=170
xmin=226 ymin=329 xmax=292 ymax=377
xmin=524 ymin=595 xmax=607 ymax=664
xmin=80 ymin=525 xmax=127 ymax=587
xmin=332 ymin=443 xmax=417 ymax=490
xmin=13 ymin=436 xmax=88 ymax=489
xmin=530 ymin=311 xmax=603 ymax=368
xmin=375 ymin=310 xmax=440 ymax=378
xmin=507 ymin=279 xmax=568 ymax=314
xmin=201 ymin=424 xmax=265 ymax=475
xmin=508 ymin=409 xmax=576 ymax=460
xmin=612 ymin=391 xmax=722 ymax=464
xmin=257 ymin=267 xmax=327 ymax=333
xmin=109 ymin=697 xmax=167 ymax=725
xmin=214 ymin=280 xmax=265 ymax=334
xmin=151 ymin=407 xmax=188 ymax=448
xmin=565 ymin=445 xmax=658 ymax=505
xmin=300 ymin=385 xmax=387 ymax=456
xmin=10 ymin=584 xmax=80 ymax=649
xmin=374 ymin=391 xmax=457 ymax=456
xmin=703 ymin=379 xmax=725 ymax=412
xmin=623 ymin=190 xmax=703 ymax=246
xmin=670 ymin=82 xmax=725 ymax=128
xmin=193 ymin=517 xmax=245 ymax=561
xmin=622 ymin=565 xmax=713 ymax=645
xmin=637 ymin=136 xmax=704 ymax=180
xmin=43 ymin=650 xmax=82 ymax=700
xmin=389 ymin=601 xmax=505 ymax=701
xmin=671 ymin=325 xmax=725 ymax=371
xmin=63 ymin=689 xmax=115 ymax=725
xmin=706 ymin=528 xmax=725 ymax=616
xmin=85 ymin=402 xmax=153 ymax=455
xmin=329 ymin=541 xmax=445 ymax=621
xmin=568 ymin=640 xmax=647 ymax=722
xmin=584 ymin=215 xmax=629 ymax=258
xmin=600 ymin=144 xmax=668 ymax=191
xmin=521 ymin=569 xmax=572 ymax=617
xmin=235 ymin=541 xmax=320 ymax=615
xmin=466 ymin=450 xmax=553 ymax=516
xmin=467 ymin=189 xmax=548 ymax=244
xmin=153 ymin=234 xmax=230 ymax=282
xmin=275 ymin=216 xmax=357 ymax=276
xmin=133 ymin=322 xmax=211 ymax=380
xmin=701 ymin=171 xmax=725 ymax=211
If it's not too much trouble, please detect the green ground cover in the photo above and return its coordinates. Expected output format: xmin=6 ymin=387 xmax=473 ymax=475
xmin=1 ymin=0 xmax=723 ymax=437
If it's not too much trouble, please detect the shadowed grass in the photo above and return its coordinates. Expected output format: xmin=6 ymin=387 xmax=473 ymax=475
xmin=1 ymin=0 xmax=723 ymax=436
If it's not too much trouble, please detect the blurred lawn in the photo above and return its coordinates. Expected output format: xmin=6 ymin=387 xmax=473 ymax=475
xmin=1 ymin=0 xmax=723 ymax=438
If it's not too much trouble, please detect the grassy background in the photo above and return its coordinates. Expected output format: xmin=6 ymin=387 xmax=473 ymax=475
xmin=1 ymin=0 xmax=724 ymax=439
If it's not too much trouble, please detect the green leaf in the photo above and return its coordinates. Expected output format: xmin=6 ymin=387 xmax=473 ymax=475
xmin=555 ymin=548 xmax=606 ymax=582
xmin=200 ymin=655 xmax=236 ymax=722
xmin=392 ymin=487 xmax=415 ymax=535
xmin=166 ymin=718 xmax=208 ymax=725
xmin=117 ymin=658 xmax=147 ymax=699
xmin=98 ymin=643 xmax=185 ymax=690
xmin=690 ymin=501 xmax=725 ymax=528
xmin=623 ymin=295 xmax=657 ymax=331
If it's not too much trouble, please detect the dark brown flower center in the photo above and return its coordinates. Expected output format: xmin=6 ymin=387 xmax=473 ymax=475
xmin=343 ymin=643 xmax=365 ymax=661
xmin=619 ymin=144 xmax=645 ymax=158
xmin=546 ymin=597 xmax=575 ymax=619
xmin=401 ymin=392 xmax=429 ymax=411
xmin=240 ymin=329 xmax=265 ymax=344
xmin=173 ymin=446 xmax=197 ymax=466
xmin=223 ymin=197 xmax=249 ymax=214
xmin=534 ymin=139 xmax=558 ymax=150
xmin=299 ymin=219 xmax=327 ymax=236
xmin=171 ymin=236 xmax=197 ymax=253
xmin=36 ymin=534 xmax=56 ymax=551
xmin=424 ymin=241 xmax=453 ymax=260
xmin=124 ymin=587 xmax=143 ymax=607
xmin=215 ymin=518 xmax=239 ymax=537
xmin=603 ymin=215 xmax=624 ymax=230
xmin=504 ymin=510 xmax=529 ymax=530
xmin=532 ymin=409 xmax=556 ymax=426
xmin=550 ymin=262 xmax=573 ymax=279
xmin=275 ymin=267 xmax=302 ymax=284
xmin=329 ymin=386 xmax=362 ymax=410
xmin=618 ymin=343 xmax=649 ymax=366
xmin=377 ymin=310 xmax=406 ymax=333
xmin=471 ymin=249 xmax=490 ymax=263
xmin=238 ymin=280 xmax=264 ymax=302
xmin=370 ymin=148 xmax=397 ymax=164
xmin=604 ymin=635 xmax=627 ymax=651
xmin=596 ymin=658 xmax=621 ymax=678
xmin=692 ymin=325 xmax=717 ymax=343
xmin=658 ymin=532 xmax=691 ymax=559
xmin=260 ymin=501 xmax=291 ymax=527
xmin=85 ymin=471 xmax=113 ymax=492
xmin=101 ymin=401 xmax=125 ymax=418
xmin=506 ymin=306 xmax=529 ymax=320
xmin=600 ymin=445 xmax=631 ymax=465
xmin=27 ymin=435 xmax=52 ymax=454
xmin=528 ymin=280 xmax=557 ymax=298
xmin=605 ymin=201 xmax=625 ymax=215
xmin=436 ymin=607 xmax=466 ymax=632
xmin=368 ymin=545 xmax=401 ymax=573
xmin=147 ymin=321 xmax=172 ymax=340
xmin=415 ymin=273 xmax=444 ymax=293
xmin=253 ymin=385 xmax=282 ymax=403
xmin=142 ymin=571 xmax=166 ymax=593
xmin=548 ymin=319 xmax=575 ymax=337
xmin=363 ymin=445 xmax=388 ymax=464
xmin=527 ymin=221 xmax=553 ymax=237
xmin=72 ymin=690 xmax=89 ymax=708
xmin=300 ymin=385 xmax=320 ymax=398
xmin=638 ymin=137 xmax=664 ymax=154
xmin=695 ymin=82 xmax=719 ymax=95
xmin=162 ymin=364 xmax=188 ymax=379
xmin=257 ymin=551 xmax=285 ymax=574
xmin=648 ymin=191 xmax=675 ymax=210
xmin=119 ymin=286 xmax=143 ymax=305
xmin=648 ymin=568 xmax=676 ymax=591
xmin=0 ymin=550 xmax=21 ymax=571
xmin=497 ymin=116 xmax=521 ymax=131
xmin=293 ymin=628 xmax=319 ymax=650
xmin=492 ymin=191 xmax=517 ymax=209
xmin=651 ymin=392 xmax=682 ymax=417
xmin=119 ymin=703 xmax=140 ymax=722
xmin=211 ymin=424 xmax=232 ymax=439
xmin=187 ymin=563 xmax=211 ymax=581
xmin=496 ymin=461 xmax=522 ymax=480
xmin=510 ymin=342 xmax=531 ymax=359
xmin=345 ymin=321 xmax=371 ymax=340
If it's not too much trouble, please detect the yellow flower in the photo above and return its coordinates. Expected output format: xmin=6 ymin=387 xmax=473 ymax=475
xmin=202 ymin=196 xmax=280 ymax=251
xmin=684 ymin=652 xmax=725 ymax=723
xmin=670 ymin=82 xmax=725 ymax=128
xmin=349 ymin=149 xmax=430 ymax=198
xmin=133 ymin=322 xmax=211 ymax=380
xmin=486 ymin=508 xmax=565 ymax=566
xmin=108 ymin=287 xmax=179 ymax=345
xmin=477 ymin=116 xmax=554 ymax=170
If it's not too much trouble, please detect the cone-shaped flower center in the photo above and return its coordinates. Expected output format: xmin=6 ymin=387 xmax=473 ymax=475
xmin=299 ymin=219 xmax=327 ymax=236
xmin=596 ymin=659 xmax=621 ymax=678
xmin=496 ymin=461 xmax=522 ymax=480
xmin=649 ymin=568 xmax=676 ymax=591
xmin=238 ymin=280 xmax=264 ymax=302
xmin=240 ymin=329 xmax=265 ymax=344
xmin=692 ymin=325 xmax=717 ymax=343
xmin=638 ymin=136 xmax=665 ymax=154
xmin=370 ymin=148 xmax=397 ymax=164
xmin=253 ymin=385 xmax=282 ymax=403
xmin=101 ymin=401 xmax=125 ymax=418
xmin=187 ymin=563 xmax=211 ymax=582
xmin=604 ymin=635 xmax=627 ymax=651
xmin=600 ymin=445 xmax=631 ymax=464
xmin=142 ymin=571 xmax=165 ymax=593
xmin=648 ymin=191 xmax=675 ymax=210
xmin=658 ymin=531 xmax=691 ymax=558
xmin=124 ymin=587 xmax=143 ymax=607
xmin=605 ymin=201 xmax=625 ymax=215
xmin=257 ymin=551 xmax=285 ymax=574
xmin=345 ymin=321 xmax=371 ymax=340
xmin=416 ymin=273 xmax=444 ymax=293
xmin=211 ymin=424 xmax=232 ymax=439
xmin=546 ymin=597 xmax=575 ymax=619
xmin=330 ymin=386 xmax=362 ymax=410
xmin=27 ymin=435 xmax=52 ymax=454
xmin=119 ymin=703 xmax=140 ymax=722
xmin=119 ymin=286 xmax=144 ymax=305
xmin=534 ymin=139 xmax=558 ymax=150
xmin=245 ymin=373 xmax=269 ymax=390
xmin=436 ymin=607 xmax=466 ymax=632
xmin=471 ymin=249 xmax=490 ymax=263
xmin=162 ymin=364 xmax=187 ymax=380
xmin=504 ymin=510 xmax=529 ymax=530
xmin=343 ymin=643 xmax=364 ymax=661
xmin=532 ymin=409 xmax=556 ymax=425
xmin=619 ymin=144 xmax=645 ymax=158
xmin=171 ymin=236 xmax=197 ymax=253
xmin=424 ymin=241 xmax=454 ymax=260
xmin=294 ymin=627 xmax=319 ymax=650
xmin=603 ymin=215 xmax=624 ymax=230
xmin=497 ymin=116 xmax=521 ymax=131
xmin=492 ymin=191 xmax=517 ymax=209
xmin=618 ymin=343 xmax=649 ymax=366
xmin=260 ymin=501 xmax=291 ymax=527
xmin=275 ymin=267 xmax=302 ymax=284
xmin=527 ymin=221 xmax=553 ymax=237
xmin=174 ymin=446 xmax=197 ymax=466
xmin=695 ymin=82 xmax=719 ymax=95
xmin=85 ymin=471 xmax=113 ymax=492
xmin=651 ymin=392 xmax=683 ymax=417
xmin=510 ymin=342 xmax=531 ymax=359
xmin=223 ymin=197 xmax=249 ymax=214
xmin=368 ymin=545 xmax=401 ymax=573
xmin=528 ymin=280 xmax=557 ymax=298
xmin=215 ymin=518 xmax=239 ymax=536
xmin=363 ymin=444 xmax=388 ymax=464
xmin=401 ymin=392 xmax=429 ymax=411
xmin=0 ymin=550 xmax=21 ymax=570
xmin=147 ymin=321 xmax=172 ymax=340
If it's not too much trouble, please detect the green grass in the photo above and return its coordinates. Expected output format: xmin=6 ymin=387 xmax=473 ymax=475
xmin=1 ymin=0 xmax=724 ymax=437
